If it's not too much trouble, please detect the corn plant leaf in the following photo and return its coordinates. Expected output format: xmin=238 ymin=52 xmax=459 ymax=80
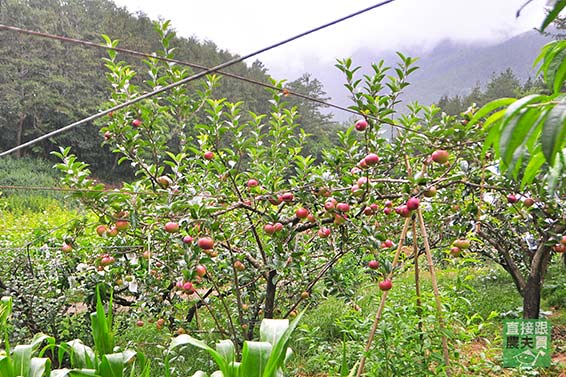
xmin=98 ymin=353 xmax=128 ymax=377
xmin=29 ymin=357 xmax=51 ymax=377
xmin=0 ymin=296 xmax=12 ymax=327
xmin=91 ymin=286 xmax=114 ymax=357
xmin=191 ymin=372 xmax=209 ymax=377
xmin=239 ymin=342 xmax=272 ymax=377
xmin=13 ymin=344 xmax=33 ymax=377
xmin=169 ymin=335 xmax=228 ymax=375
xmin=259 ymin=319 xmax=289 ymax=346
xmin=0 ymin=355 xmax=13 ymax=377
xmin=49 ymin=368 xmax=98 ymax=377
xmin=215 ymin=340 xmax=235 ymax=365
xmin=541 ymin=100 xmax=566 ymax=165
xmin=60 ymin=340 xmax=96 ymax=370
xmin=262 ymin=310 xmax=305 ymax=377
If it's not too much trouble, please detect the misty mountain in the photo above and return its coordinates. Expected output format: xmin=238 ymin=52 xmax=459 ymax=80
xmin=308 ymin=29 xmax=552 ymax=122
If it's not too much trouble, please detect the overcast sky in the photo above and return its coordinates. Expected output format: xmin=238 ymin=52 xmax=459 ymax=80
xmin=111 ymin=0 xmax=550 ymax=78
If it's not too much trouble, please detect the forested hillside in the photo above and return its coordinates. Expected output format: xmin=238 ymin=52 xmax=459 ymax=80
xmin=0 ymin=0 xmax=335 ymax=180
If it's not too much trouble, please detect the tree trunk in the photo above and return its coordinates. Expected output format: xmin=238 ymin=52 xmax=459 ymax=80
xmin=15 ymin=112 xmax=26 ymax=158
xmin=264 ymin=270 xmax=277 ymax=319
xmin=523 ymin=246 xmax=553 ymax=319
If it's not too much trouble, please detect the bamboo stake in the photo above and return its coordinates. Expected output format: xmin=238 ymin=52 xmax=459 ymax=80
xmin=416 ymin=207 xmax=451 ymax=375
xmin=356 ymin=216 xmax=411 ymax=377
xmin=412 ymin=220 xmax=424 ymax=349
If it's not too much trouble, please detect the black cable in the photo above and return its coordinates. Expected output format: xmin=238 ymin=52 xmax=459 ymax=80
xmin=0 ymin=0 xmax=397 ymax=157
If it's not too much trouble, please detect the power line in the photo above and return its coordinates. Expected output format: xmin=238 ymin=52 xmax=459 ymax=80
xmin=0 ymin=0 xmax=397 ymax=157
xmin=0 ymin=24 xmax=362 ymax=119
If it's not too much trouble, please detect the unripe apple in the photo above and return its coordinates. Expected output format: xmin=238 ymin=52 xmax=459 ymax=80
xmin=156 ymin=318 xmax=165 ymax=327
xmin=241 ymin=303 xmax=249 ymax=311
xmin=164 ymin=221 xmax=179 ymax=233
xmin=334 ymin=214 xmax=347 ymax=225
xmin=364 ymin=153 xmax=380 ymax=166
xmin=368 ymin=260 xmax=379 ymax=270
xmin=157 ymin=176 xmax=173 ymax=188
xmin=296 ymin=207 xmax=309 ymax=219
xmin=363 ymin=206 xmax=374 ymax=216
xmin=355 ymin=119 xmax=368 ymax=131
xmin=452 ymin=239 xmax=470 ymax=249
xmin=203 ymin=151 xmax=214 ymax=160
xmin=61 ymin=243 xmax=73 ymax=253
xmin=198 ymin=237 xmax=214 ymax=250
xmin=300 ymin=291 xmax=310 ymax=299
xmin=136 ymin=320 xmax=144 ymax=327
xmin=307 ymin=214 xmax=316 ymax=223
xmin=424 ymin=186 xmax=437 ymax=198
xmin=96 ymin=225 xmax=107 ymax=236
xmin=247 ymin=179 xmax=259 ymax=188
xmin=132 ymin=119 xmax=142 ymax=127
xmin=115 ymin=219 xmax=129 ymax=231
xmin=358 ymin=158 xmax=368 ymax=169
xmin=351 ymin=184 xmax=362 ymax=196
xmin=406 ymin=197 xmax=420 ymax=211
xmin=234 ymin=260 xmax=246 ymax=271
xmin=561 ymin=235 xmax=566 ymax=245
xmin=107 ymin=226 xmax=118 ymax=237
xmin=523 ymin=198 xmax=535 ymax=207
xmin=268 ymin=195 xmax=282 ymax=206
xmin=507 ymin=194 xmax=519 ymax=204
xmin=431 ymin=149 xmax=449 ymax=164
xmin=384 ymin=200 xmax=393 ymax=208
xmin=143 ymin=250 xmax=151 ymax=259
xmin=379 ymin=280 xmax=393 ymax=291
xmin=195 ymin=264 xmax=207 ymax=277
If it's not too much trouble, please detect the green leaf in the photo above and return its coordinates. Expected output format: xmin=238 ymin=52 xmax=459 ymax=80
xmin=62 ymin=340 xmax=96 ymax=369
xmin=540 ymin=0 xmax=566 ymax=31
xmin=262 ymin=310 xmax=305 ymax=377
xmin=541 ymin=101 xmax=566 ymax=164
xmin=0 ymin=355 xmax=13 ymax=377
xmin=29 ymin=357 xmax=51 ymax=377
xmin=521 ymin=151 xmax=546 ymax=188
xmin=215 ymin=340 xmax=235 ymax=365
xmin=50 ymin=368 xmax=98 ymax=377
xmin=239 ymin=342 xmax=272 ymax=377
xmin=191 ymin=372 xmax=209 ymax=377
xmin=91 ymin=286 xmax=114 ymax=356
xmin=14 ymin=344 xmax=33 ymax=377
xmin=98 ymin=353 xmax=129 ymax=377
xmin=259 ymin=319 xmax=289 ymax=346
xmin=169 ymin=335 xmax=228 ymax=375
xmin=469 ymin=98 xmax=516 ymax=127
xmin=499 ymin=107 xmax=540 ymax=167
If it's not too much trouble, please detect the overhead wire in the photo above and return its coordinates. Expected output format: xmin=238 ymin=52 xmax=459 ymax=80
xmin=0 ymin=0 xmax=402 ymax=158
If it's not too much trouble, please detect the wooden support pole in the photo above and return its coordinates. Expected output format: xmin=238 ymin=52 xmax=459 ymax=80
xmin=356 ymin=216 xmax=411 ymax=377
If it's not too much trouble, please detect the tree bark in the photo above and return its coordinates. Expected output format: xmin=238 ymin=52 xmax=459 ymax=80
xmin=15 ymin=112 xmax=26 ymax=158
xmin=523 ymin=246 xmax=553 ymax=319
xmin=264 ymin=270 xmax=277 ymax=319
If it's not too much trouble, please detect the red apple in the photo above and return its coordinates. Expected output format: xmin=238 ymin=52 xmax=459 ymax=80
xmin=355 ymin=119 xmax=368 ymax=131
xmin=334 ymin=214 xmax=347 ymax=225
xmin=384 ymin=200 xmax=393 ymax=208
xmin=406 ymin=197 xmax=420 ymax=211
xmin=164 ymin=221 xmax=179 ymax=233
xmin=363 ymin=206 xmax=374 ymax=216
xmin=368 ymin=260 xmax=379 ymax=270
xmin=364 ymin=153 xmax=380 ymax=166
xmin=379 ymin=280 xmax=393 ymax=291
xmin=507 ymin=194 xmax=519 ymax=204
xmin=132 ymin=119 xmax=142 ymax=127
xmin=197 ymin=237 xmax=214 ymax=250
xmin=183 ymin=282 xmax=195 ymax=294
xmin=397 ymin=205 xmax=411 ymax=218
xmin=296 ymin=207 xmax=309 ymax=219
xmin=182 ymin=235 xmax=193 ymax=244
xmin=561 ymin=235 xmax=566 ymax=245
xmin=103 ymin=131 xmax=111 ymax=140
xmin=268 ymin=196 xmax=282 ymax=205
xmin=307 ymin=214 xmax=316 ymax=223
xmin=280 ymin=192 xmax=294 ymax=202
xmin=383 ymin=239 xmax=394 ymax=248
xmin=449 ymin=246 xmax=462 ymax=257
xmin=247 ymin=179 xmax=259 ymax=188
xmin=318 ymin=227 xmax=331 ymax=238
xmin=263 ymin=223 xmax=276 ymax=234
xmin=553 ymin=244 xmax=566 ymax=253
xmin=195 ymin=264 xmax=207 ymax=277
xmin=96 ymin=225 xmax=107 ymax=236
xmin=336 ymin=202 xmax=350 ymax=212
xmin=383 ymin=207 xmax=393 ymax=215
xmin=136 ymin=320 xmax=144 ymax=327
xmin=431 ymin=149 xmax=449 ymax=164
xmin=273 ymin=222 xmax=283 ymax=232
xmin=61 ymin=243 xmax=73 ymax=253
xmin=204 ymin=151 xmax=215 ymax=160
xmin=115 ymin=220 xmax=129 ymax=231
